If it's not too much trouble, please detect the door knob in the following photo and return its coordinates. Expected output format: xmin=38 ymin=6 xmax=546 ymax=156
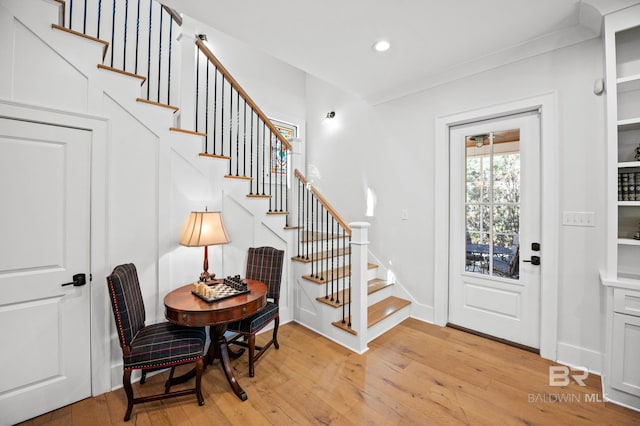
xmin=523 ymin=256 xmax=540 ymax=265
xmin=61 ymin=273 xmax=87 ymax=287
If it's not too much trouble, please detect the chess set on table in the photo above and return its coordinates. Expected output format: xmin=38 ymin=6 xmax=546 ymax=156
xmin=192 ymin=275 xmax=250 ymax=303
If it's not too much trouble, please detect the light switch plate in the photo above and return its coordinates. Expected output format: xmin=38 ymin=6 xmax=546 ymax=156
xmin=562 ymin=211 xmax=595 ymax=227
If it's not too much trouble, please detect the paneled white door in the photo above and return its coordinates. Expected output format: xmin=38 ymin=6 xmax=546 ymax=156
xmin=0 ymin=118 xmax=91 ymax=425
xmin=448 ymin=112 xmax=541 ymax=348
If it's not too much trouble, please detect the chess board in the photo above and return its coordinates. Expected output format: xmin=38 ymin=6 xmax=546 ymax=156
xmin=192 ymin=277 xmax=249 ymax=303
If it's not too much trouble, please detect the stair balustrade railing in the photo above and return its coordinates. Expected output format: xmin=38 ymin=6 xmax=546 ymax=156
xmin=294 ymin=169 xmax=353 ymax=330
xmin=195 ymin=39 xmax=292 ymax=218
xmin=58 ymin=0 xmax=181 ymax=106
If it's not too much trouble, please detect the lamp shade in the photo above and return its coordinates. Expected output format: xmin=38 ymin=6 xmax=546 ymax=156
xmin=180 ymin=211 xmax=230 ymax=247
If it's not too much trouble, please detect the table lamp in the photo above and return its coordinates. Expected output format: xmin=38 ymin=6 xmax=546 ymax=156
xmin=180 ymin=209 xmax=230 ymax=282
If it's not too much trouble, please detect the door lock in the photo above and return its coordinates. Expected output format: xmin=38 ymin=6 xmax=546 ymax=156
xmin=61 ymin=273 xmax=87 ymax=287
xmin=523 ymin=256 xmax=541 ymax=266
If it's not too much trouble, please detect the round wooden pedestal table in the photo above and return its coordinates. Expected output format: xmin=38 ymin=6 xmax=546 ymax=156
xmin=164 ymin=279 xmax=267 ymax=401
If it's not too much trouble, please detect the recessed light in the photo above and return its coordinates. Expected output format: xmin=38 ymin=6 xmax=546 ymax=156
xmin=373 ymin=40 xmax=390 ymax=52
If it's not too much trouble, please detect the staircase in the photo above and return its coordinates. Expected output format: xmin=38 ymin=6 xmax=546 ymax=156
xmin=3 ymin=0 xmax=412 ymax=354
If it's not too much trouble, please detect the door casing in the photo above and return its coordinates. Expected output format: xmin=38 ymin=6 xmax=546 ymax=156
xmin=434 ymin=93 xmax=559 ymax=361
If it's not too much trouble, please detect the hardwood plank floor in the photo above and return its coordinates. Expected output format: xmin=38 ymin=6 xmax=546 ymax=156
xmin=20 ymin=319 xmax=640 ymax=425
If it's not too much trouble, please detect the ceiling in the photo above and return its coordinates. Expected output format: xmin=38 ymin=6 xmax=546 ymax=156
xmin=161 ymin=0 xmax=640 ymax=104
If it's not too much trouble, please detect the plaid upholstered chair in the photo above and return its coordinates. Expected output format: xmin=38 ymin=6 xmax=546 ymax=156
xmin=107 ymin=263 xmax=206 ymax=421
xmin=227 ymin=246 xmax=284 ymax=377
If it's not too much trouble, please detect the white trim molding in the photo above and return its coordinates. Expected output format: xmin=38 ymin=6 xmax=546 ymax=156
xmin=434 ymin=92 xmax=559 ymax=361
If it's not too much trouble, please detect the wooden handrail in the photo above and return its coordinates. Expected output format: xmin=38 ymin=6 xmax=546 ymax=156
xmin=162 ymin=6 xmax=182 ymax=26
xmin=295 ymin=169 xmax=352 ymax=236
xmin=195 ymin=39 xmax=292 ymax=151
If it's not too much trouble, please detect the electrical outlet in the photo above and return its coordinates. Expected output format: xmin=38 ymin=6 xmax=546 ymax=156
xmin=562 ymin=211 xmax=595 ymax=227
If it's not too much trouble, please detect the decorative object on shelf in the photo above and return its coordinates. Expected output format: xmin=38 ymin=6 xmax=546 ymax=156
xmin=635 ymin=222 xmax=640 ymax=240
xmin=180 ymin=209 xmax=230 ymax=282
xmin=635 ymin=143 xmax=640 ymax=161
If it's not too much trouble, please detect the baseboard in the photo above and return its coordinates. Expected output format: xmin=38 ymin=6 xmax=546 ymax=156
xmin=556 ymin=341 xmax=603 ymax=376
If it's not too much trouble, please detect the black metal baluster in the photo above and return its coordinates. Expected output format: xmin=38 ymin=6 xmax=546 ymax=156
xmin=146 ymin=0 xmax=152 ymax=99
xmin=310 ymin=189 xmax=314 ymax=278
xmin=134 ymin=0 xmax=140 ymax=74
xmin=83 ymin=0 xmax=87 ymax=33
xmin=305 ymin=184 xmax=310 ymax=261
xmin=213 ymin=67 xmax=218 ymax=155
xmin=269 ymin=130 xmax=273 ymax=211
xmin=297 ymin=178 xmax=301 ymax=258
xmin=204 ymin=59 xmax=209 ymax=152
xmin=249 ymin=110 xmax=254 ymax=192
xmin=348 ymin=235 xmax=352 ymax=327
xmin=122 ymin=0 xmax=128 ymax=70
xmin=110 ymin=0 xmax=116 ymax=67
xmin=195 ymin=52 xmax=200 ymax=132
xmin=69 ymin=0 xmax=73 ymax=30
xmin=242 ymin=102 xmax=246 ymax=176
xmin=315 ymin=198 xmax=320 ymax=279
xmin=228 ymin=86 xmax=233 ymax=175
xmin=167 ymin=15 xmax=173 ymax=105
xmin=97 ymin=0 xmax=102 ymax=37
xmin=332 ymin=217 xmax=336 ymax=303
xmin=235 ymin=91 xmax=239 ymax=176
xmin=220 ymin=78 xmax=224 ymax=156
xmin=262 ymin=123 xmax=266 ymax=195
xmin=157 ymin=7 xmax=163 ymax=102
xmin=335 ymin=220 xmax=340 ymax=304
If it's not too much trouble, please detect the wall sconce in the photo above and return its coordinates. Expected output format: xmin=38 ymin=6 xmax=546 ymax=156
xmin=326 ymin=111 xmax=335 ymax=119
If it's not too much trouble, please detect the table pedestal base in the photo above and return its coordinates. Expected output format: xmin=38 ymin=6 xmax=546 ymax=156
xmin=206 ymin=324 xmax=247 ymax=401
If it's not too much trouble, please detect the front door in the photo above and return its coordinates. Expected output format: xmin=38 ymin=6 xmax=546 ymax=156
xmin=448 ymin=112 xmax=541 ymax=348
xmin=0 ymin=118 xmax=92 ymax=424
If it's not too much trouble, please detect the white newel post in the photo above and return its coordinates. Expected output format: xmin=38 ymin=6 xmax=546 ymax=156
xmin=350 ymin=221 xmax=370 ymax=353
xmin=176 ymin=17 xmax=198 ymax=130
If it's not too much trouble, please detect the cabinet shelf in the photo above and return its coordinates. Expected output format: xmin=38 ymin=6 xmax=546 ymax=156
xmin=619 ymin=201 xmax=640 ymax=206
xmin=618 ymin=74 xmax=640 ymax=92
xmin=619 ymin=161 xmax=640 ymax=168
xmin=618 ymin=237 xmax=640 ymax=245
xmin=618 ymin=117 xmax=640 ymax=129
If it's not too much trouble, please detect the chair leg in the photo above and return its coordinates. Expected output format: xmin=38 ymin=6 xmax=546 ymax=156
xmin=164 ymin=366 xmax=176 ymax=394
xmin=195 ymin=359 xmax=204 ymax=405
xmin=123 ymin=370 xmax=134 ymax=422
xmin=273 ymin=316 xmax=280 ymax=350
xmin=248 ymin=334 xmax=256 ymax=378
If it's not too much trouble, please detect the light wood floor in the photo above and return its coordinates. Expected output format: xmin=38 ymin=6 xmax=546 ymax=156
xmin=21 ymin=319 xmax=640 ymax=425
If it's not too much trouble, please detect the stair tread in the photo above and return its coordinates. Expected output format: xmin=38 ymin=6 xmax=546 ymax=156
xmin=333 ymin=296 xmax=410 ymax=332
xmin=301 ymin=231 xmax=344 ymax=242
xmin=51 ymin=24 xmax=109 ymax=59
xmin=301 ymin=263 xmax=377 ymax=284
xmin=292 ymin=247 xmax=350 ymax=263
xmin=97 ymin=64 xmax=146 ymax=84
xmin=315 ymin=279 xmax=394 ymax=308
xmin=368 ymin=296 xmax=411 ymax=328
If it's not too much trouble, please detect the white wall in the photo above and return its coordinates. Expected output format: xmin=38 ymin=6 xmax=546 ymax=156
xmin=1 ymin=0 xmax=307 ymax=395
xmin=305 ymin=37 xmax=607 ymax=368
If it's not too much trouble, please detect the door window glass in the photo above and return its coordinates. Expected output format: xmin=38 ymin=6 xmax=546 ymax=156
xmin=465 ymin=130 xmax=520 ymax=279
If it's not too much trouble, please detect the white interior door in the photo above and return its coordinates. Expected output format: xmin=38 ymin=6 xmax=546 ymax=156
xmin=448 ymin=112 xmax=541 ymax=349
xmin=0 ymin=118 xmax=91 ymax=425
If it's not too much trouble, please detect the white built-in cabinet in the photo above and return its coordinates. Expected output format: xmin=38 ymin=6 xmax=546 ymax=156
xmin=601 ymin=3 xmax=640 ymax=411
